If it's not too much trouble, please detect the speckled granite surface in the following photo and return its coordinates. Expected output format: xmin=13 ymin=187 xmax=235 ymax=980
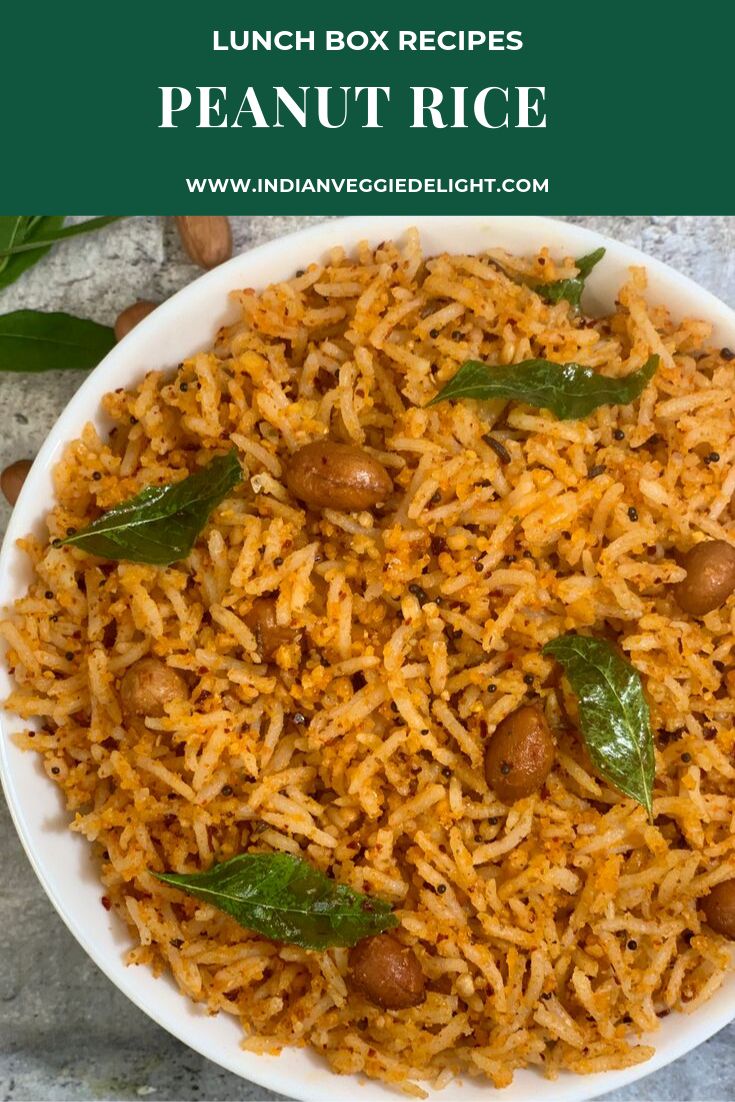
xmin=2 ymin=216 xmax=735 ymax=1102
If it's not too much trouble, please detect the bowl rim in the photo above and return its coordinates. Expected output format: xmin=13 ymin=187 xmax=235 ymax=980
xmin=2 ymin=214 xmax=735 ymax=1102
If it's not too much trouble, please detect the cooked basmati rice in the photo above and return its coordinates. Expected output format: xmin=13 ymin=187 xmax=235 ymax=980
xmin=4 ymin=230 xmax=735 ymax=1095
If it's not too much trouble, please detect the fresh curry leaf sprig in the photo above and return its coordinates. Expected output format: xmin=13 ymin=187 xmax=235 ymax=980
xmin=0 ymin=218 xmax=65 ymax=293
xmin=428 ymin=354 xmax=658 ymax=421
xmin=0 ymin=216 xmax=125 ymax=294
xmin=0 ymin=311 xmax=115 ymax=373
xmin=155 ymin=852 xmax=398 ymax=949
xmin=61 ymin=449 xmax=242 ymax=566
xmin=529 ymin=247 xmax=606 ymax=310
xmin=542 ymin=633 xmax=655 ymax=818
xmin=0 ymin=217 xmax=128 ymax=372
xmin=0 ymin=218 xmax=44 ymax=278
xmin=0 ymin=216 xmax=124 ymax=261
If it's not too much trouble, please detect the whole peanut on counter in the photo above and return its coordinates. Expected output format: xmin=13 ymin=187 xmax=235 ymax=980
xmin=114 ymin=300 xmax=158 ymax=341
xmin=1 ymin=459 xmax=33 ymax=506
xmin=175 ymin=216 xmax=233 ymax=269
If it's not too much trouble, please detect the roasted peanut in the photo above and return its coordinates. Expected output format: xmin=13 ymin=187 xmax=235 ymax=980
xmin=0 ymin=459 xmax=32 ymax=506
xmin=285 ymin=441 xmax=392 ymax=511
xmin=484 ymin=705 xmax=555 ymax=802
xmin=244 ymin=596 xmax=296 ymax=660
xmin=120 ymin=658 xmax=187 ymax=718
xmin=175 ymin=216 xmax=232 ymax=269
xmin=349 ymin=934 xmax=426 ymax=1010
xmin=673 ymin=540 xmax=735 ymax=616
xmin=114 ymin=300 xmax=157 ymax=342
xmin=701 ymin=879 xmax=735 ymax=939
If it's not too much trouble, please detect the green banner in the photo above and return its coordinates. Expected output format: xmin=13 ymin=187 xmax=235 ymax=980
xmin=1 ymin=1 xmax=731 ymax=212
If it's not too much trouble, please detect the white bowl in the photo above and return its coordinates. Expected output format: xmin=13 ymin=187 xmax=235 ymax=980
xmin=2 ymin=216 xmax=735 ymax=1102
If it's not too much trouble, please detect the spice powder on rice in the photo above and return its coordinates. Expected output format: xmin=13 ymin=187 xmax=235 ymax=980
xmin=4 ymin=230 xmax=735 ymax=1095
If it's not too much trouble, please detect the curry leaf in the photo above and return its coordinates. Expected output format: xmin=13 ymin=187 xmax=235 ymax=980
xmin=428 ymin=355 xmax=658 ymax=420
xmin=542 ymin=633 xmax=654 ymax=818
xmin=0 ymin=217 xmax=27 ymax=277
xmin=0 ymin=217 xmax=66 ymax=292
xmin=155 ymin=852 xmax=398 ymax=949
xmin=62 ymin=449 xmax=242 ymax=565
xmin=575 ymin=248 xmax=607 ymax=281
xmin=0 ymin=216 xmax=124 ymax=258
xmin=0 ymin=310 xmax=115 ymax=372
xmin=529 ymin=247 xmax=606 ymax=309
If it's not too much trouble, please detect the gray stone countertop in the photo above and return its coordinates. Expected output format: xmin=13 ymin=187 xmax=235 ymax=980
xmin=1 ymin=216 xmax=735 ymax=1102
